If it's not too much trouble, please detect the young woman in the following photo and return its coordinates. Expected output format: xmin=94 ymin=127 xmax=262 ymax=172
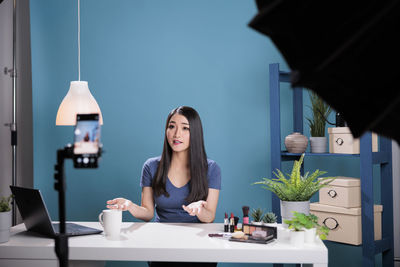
xmin=106 ymin=106 xmax=221 ymax=266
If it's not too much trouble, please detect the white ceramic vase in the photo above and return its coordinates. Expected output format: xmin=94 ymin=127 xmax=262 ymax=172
xmin=284 ymin=132 xmax=308 ymax=153
xmin=310 ymin=136 xmax=327 ymax=153
xmin=304 ymin=227 xmax=317 ymax=243
xmin=280 ymin=200 xmax=310 ymax=227
xmin=0 ymin=211 xmax=12 ymax=243
xmin=290 ymin=230 xmax=305 ymax=247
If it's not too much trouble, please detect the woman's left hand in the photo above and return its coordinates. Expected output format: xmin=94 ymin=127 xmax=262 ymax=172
xmin=182 ymin=200 xmax=207 ymax=216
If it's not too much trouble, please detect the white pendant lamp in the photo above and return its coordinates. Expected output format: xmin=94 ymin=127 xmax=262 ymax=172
xmin=56 ymin=81 xmax=103 ymax=125
xmin=56 ymin=0 xmax=103 ymax=126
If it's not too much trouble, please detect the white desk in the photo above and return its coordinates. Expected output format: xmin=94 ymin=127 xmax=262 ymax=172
xmin=0 ymin=222 xmax=328 ymax=266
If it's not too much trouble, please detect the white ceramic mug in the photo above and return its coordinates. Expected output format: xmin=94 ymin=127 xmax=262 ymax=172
xmin=98 ymin=210 xmax=122 ymax=237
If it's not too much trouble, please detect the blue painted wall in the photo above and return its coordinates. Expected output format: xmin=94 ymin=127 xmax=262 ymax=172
xmin=30 ymin=1 xmax=381 ymax=267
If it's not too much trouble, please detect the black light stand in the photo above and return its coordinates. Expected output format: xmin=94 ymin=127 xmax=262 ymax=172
xmin=3 ymin=0 xmax=19 ymax=227
xmin=53 ymin=144 xmax=101 ymax=267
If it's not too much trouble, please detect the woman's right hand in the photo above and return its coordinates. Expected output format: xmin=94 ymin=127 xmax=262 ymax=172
xmin=106 ymin=198 xmax=132 ymax=211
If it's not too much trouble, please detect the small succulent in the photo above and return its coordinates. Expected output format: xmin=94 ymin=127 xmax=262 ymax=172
xmin=0 ymin=195 xmax=13 ymax=212
xmin=262 ymin=212 xmax=277 ymax=223
xmin=251 ymin=208 xmax=264 ymax=222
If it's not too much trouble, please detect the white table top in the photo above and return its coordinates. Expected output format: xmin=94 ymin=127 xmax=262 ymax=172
xmin=0 ymin=222 xmax=328 ymax=264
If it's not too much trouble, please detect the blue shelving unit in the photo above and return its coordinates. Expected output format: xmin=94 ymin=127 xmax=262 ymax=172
xmin=269 ymin=63 xmax=394 ymax=267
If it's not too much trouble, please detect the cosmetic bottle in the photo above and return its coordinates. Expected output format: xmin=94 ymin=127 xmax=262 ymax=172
xmin=224 ymin=213 xmax=229 ymax=232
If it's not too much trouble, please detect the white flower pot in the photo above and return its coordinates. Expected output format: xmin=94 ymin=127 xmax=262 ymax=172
xmin=304 ymin=227 xmax=317 ymax=243
xmin=263 ymin=222 xmax=278 ymax=227
xmin=310 ymin=136 xmax=327 ymax=153
xmin=0 ymin=211 xmax=12 ymax=243
xmin=280 ymin=200 xmax=310 ymax=227
xmin=290 ymin=230 xmax=305 ymax=247
xmin=277 ymin=226 xmax=290 ymax=243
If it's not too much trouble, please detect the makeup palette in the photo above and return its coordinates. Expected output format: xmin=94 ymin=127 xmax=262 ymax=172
xmin=229 ymin=223 xmax=277 ymax=244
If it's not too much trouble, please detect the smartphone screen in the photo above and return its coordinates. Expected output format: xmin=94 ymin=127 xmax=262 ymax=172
xmin=73 ymin=114 xmax=100 ymax=155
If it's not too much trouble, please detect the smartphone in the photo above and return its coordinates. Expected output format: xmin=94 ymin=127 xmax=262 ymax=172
xmin=73 ymin=113 xmax=101 ymax=168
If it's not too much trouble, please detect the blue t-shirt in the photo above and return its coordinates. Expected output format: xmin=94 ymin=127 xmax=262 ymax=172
xmin=140 ymin=156 xmax=221 ymax=223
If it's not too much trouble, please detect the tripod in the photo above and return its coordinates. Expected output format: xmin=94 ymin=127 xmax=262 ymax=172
xmin=53 ymin=144 xmax=101 ymax=267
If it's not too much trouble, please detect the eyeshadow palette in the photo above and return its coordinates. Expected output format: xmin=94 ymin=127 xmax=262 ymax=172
xmin=229 ymin=234 xmax=275 ymax=244
xmin=243 ymin=224 xmax=277 ymax=238
xmin=229 ymin=223 xmax=277 ymax=244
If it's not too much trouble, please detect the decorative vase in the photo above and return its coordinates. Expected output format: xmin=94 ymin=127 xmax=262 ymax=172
xmin=304 ymin=227 xmax=317 ymax=243
xmin=310 ymin=136 xmax=327 ymax=153
xmin=280 ymin=200 xmax=310 ymax=228
xmin=284 ymin=132 xmax=308 ymax=153
xmin=0 ymin=211 xmax=12 ymax=243
xmin=290 ymin=230 xmax=305 ymax=247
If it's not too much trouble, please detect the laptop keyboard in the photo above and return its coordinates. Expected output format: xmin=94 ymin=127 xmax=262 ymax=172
xmin=53 ymin=223 xmax=102 ymax=236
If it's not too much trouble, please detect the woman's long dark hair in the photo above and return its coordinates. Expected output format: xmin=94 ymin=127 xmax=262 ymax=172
xmin=152 ymin=106 xmax=208 ymax=203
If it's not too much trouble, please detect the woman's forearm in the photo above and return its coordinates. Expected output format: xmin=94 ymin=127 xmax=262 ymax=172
xmin=197 ymin=189 xmax=219 ymax=223
xmin=127 ymin=201 xmax=154 ymax=222
xmin=196 ymin=206 xmax=215 ymax=223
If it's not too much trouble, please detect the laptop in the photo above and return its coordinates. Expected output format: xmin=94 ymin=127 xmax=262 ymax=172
xmin=10 ymin=186 xmax=102 ymax=237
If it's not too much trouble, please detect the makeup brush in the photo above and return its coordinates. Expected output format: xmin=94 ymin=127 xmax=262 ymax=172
xmin=242 ymin=206 xmax=250 ymax=224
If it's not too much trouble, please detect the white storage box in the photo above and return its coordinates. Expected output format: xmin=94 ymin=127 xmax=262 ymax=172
xmin=328 ymin=127 xmax=378 ymax=154
xmin=310 ymin=202 xmax=382 ymax=245
xmin=319 ymin=177 xmax=361 ymax=208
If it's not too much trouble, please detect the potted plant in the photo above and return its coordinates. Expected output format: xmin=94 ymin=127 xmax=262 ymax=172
xmin=262 ymin=212 xmax=277 ymax=226
xmin=285 ymin=211 xmax=330 ymax=244
xmin=305 ymin=213 xmax=330 ymax=242
xmin=283 ymin=212 xmax=306 ymax=247
xmin=306 ymin=91 xmax=332 ymax=153
xmin=250 ymin=208 xmax=264 ymax=225
xmin=0 ymin=194 xmax=13 ymax=243
xmin=300 ymin=212 xmax=318 ymax=243
xmin=253 ymin=154 xmax=335 ymax=226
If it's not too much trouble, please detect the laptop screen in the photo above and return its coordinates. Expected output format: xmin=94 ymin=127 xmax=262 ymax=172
xmin=10 ymin=186 xmax=56 ymax=237
xmin=10 ymin=186 xmax=102 ymax=237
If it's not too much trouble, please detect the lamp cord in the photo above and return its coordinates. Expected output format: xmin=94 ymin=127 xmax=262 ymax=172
xmin=78 ymin=0 xmax=80 ymax=81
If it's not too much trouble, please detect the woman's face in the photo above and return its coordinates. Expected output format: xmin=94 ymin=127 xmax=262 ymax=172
xmin=166 ymin=113 xmax=190 ymax=153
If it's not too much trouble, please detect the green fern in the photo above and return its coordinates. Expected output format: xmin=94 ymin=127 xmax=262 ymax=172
xmin=253 ymin=154 xmax=335 ymax=201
